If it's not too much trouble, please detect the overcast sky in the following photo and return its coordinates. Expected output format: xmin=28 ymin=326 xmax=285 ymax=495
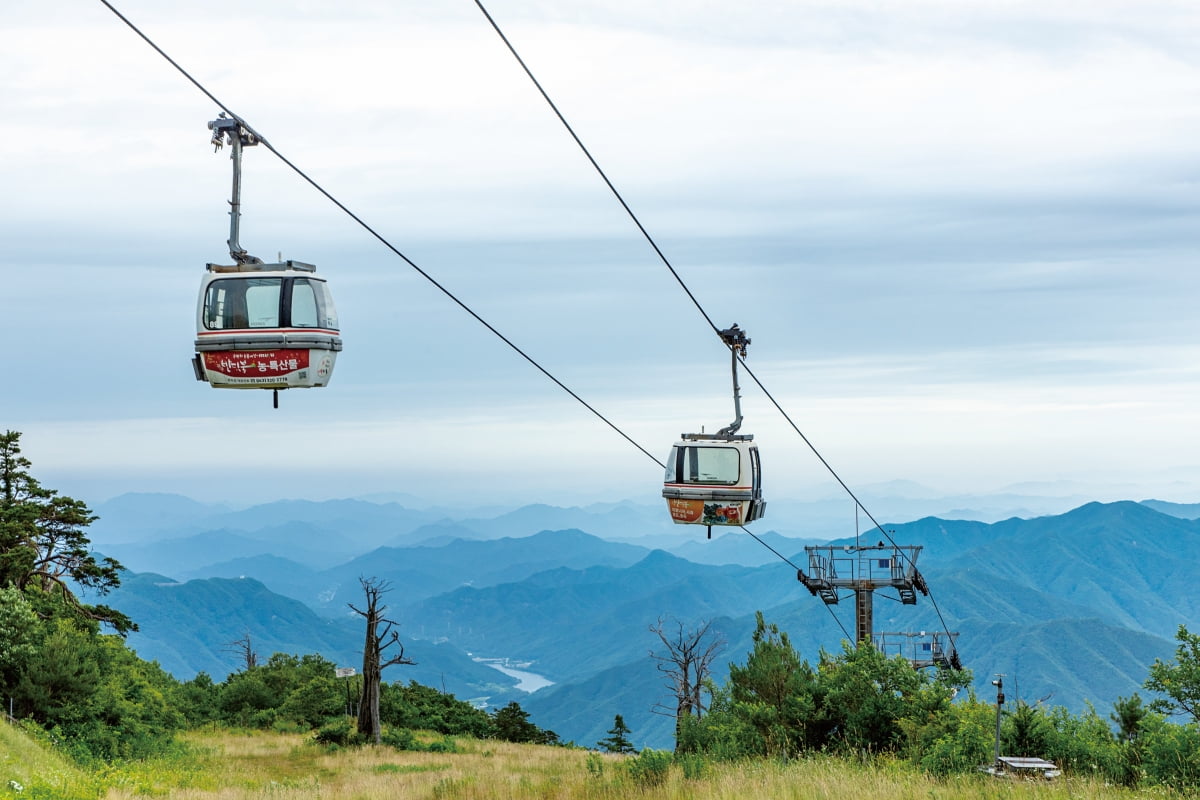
xmin=3 ymin=0 xmax=1198 ymax=510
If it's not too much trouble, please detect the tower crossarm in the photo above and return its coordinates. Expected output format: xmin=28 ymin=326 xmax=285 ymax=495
xmin=873 ymin=630 xmax=961 ymax=670
xmin=801 ymin=543 xmax=924 ymax=595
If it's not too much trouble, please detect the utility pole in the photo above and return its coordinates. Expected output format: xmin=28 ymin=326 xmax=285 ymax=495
xmin=992 ymin=674 xmax=1005 ymax=768
xmin=336 ymin=667 xmax=357 ymax=717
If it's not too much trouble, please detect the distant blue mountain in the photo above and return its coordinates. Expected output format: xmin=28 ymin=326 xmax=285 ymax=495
xmin=101 ymin=525 xmax=357 ymax=574
xmin=669 ymin=529 xmax=826 ymax=566
xmin=447 ymin=502 xmax=681 ymax=543
xmin=90 ymin=492 xmax=229 ymax=543
xmin=176 ymin=554 xmax=320 ymax=598
xmin=1141 ymin=499 xmax=1200 ymax=520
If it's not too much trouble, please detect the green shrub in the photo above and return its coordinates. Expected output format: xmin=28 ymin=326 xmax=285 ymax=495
xmin=381 ymin=727 xmax=419 ymax=751
xmin=313 ymin=718 xmax=360 ymax=747
xmin=271 ymin=718 xmax=309 ymax=735
xmin=626 ymin=749 xmax=672 ymax=787
xmin=677 ymin=752 xmax=707 ymax=780
xmin=248 ymin=708 xmax=277 ymax=729
xmin=1140 ymin=716 xmax=1200 ymax=790
xmin=381 ymin=681 xmax=494 ymax=738
xmin=677 ymin=692 xmax=764 ymax=760
xmin=908 ymin=698 xmax=994 ymax=776
xmin=426 ymin=736 xmax=458 ymax=753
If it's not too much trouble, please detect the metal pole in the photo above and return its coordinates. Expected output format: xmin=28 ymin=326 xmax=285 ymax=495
xmin=717 ymin=325 xmax=748 ymax=437
xmin=208 ymin=115 xmax=262 ymax=266
xmin=992 ymin=675 xmax=1005 ymax=769
xmin=726 ymin=346 xmax=743 ymax=435
xmin=855 ymin=587 xmax=873 ymax=646
xmin=227 ymin=133 xmax=245 ymax=262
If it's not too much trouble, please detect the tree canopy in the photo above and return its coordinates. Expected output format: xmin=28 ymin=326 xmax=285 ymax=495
xmin=0 ymin=430 xmax=132 ymax=633
xmin=1145 ymin=624 xmax=1200 ymax=723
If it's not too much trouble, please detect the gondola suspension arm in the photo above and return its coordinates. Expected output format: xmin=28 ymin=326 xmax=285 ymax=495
xmin=716 ymin=324 xmax=749 ymax=438
xmin=209 ymin=113 xmax=264 ymax=267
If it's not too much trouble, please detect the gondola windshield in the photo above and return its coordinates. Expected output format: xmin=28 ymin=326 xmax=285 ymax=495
xmin=202 ymin=276 xmax=338 ymax=331
xmin=665 ymin=444 xmax=741 ymax=486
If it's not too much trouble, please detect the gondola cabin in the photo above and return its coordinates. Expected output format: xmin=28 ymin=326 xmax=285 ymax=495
xmin=662 ymin=434 xmax=766 ymax=527
xmin=192 ymin=260 xmax=342 ymax=390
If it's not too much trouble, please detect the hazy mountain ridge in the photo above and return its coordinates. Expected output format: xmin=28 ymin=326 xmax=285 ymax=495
xmin=91 ymin=493 xmax=1198 ymax=748
xmin=1139 ymin=499 xmax=1200 ymax=520
xmin=167 ymin=529 xmax=656 ymax=615
xmin=87 ymin=485 xmax=1122 ymax=553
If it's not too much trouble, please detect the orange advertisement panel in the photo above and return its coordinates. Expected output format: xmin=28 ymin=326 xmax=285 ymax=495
xmin=669 ymin=498 xmax=705 ymax=523
xmin=668 ymin=499 xmax=743 ymax=526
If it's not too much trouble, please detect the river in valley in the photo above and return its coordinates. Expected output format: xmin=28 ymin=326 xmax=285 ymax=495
xmin=473 ymin=657 xmax=555 ymax=693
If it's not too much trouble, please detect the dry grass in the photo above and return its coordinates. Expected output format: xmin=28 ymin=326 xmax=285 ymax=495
xmin=95 ymin=729 xmax=1175 ymax=800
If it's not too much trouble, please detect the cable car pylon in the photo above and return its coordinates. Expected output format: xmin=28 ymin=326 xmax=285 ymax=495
xmin=798 ymin=528 xmax=961 ymax=669
xmin=662 ymin=324 xmax=766 ymax=536
xmin=191 ymin=114 xmax=343 ymax=406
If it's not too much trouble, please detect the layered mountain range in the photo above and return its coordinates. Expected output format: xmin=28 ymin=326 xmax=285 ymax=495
xmin=88 ymin=492 xmax=1200 ymax=749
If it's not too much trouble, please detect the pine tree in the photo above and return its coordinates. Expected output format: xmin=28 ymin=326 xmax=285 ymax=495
xmin=1145 ymin=625 xmax=1200 ymax=723
xmin=1111 ymin=694 xmax=1148 ymax=743
xmin=493 ymin=701 xmax=559 ymax=745
xmin=0 ymin=430 xmax=133 ymax=633
xmin=597 ymin=713 xmax=636 ymax=754
xmin=727 ymin=611 xmax=821 ymax=756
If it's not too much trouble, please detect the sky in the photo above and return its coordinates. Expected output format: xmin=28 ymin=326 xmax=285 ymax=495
xmin=3 ymin=0 xmax=1199 ymax=511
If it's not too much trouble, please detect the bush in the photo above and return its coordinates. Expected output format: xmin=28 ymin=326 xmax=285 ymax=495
xmin=1040 ymin=705 xmax=1129 ymax=784
xmin=676 ymin=689 xmax=766 ymax=760
xmin=313 ymin=718 xmax=361 ymax=748
xmin=904 ymin=697 xmax=995 ymax=776
xmin=271 ymin=719 xmax=309 ymax=735
xmin=381 ymin=727 xmax=419 ymax=751
xmin=1140 ymin=716 xmax=1200 ymax=790
xmin=381 ymin=681 xmax=494 ymax=738
xmin=677 ymin=753 xmax=707 ymax=780
xmin=426 ymin=736 xmax=458 ymax=753
xmin=626 ymin=749 xmax=673 ymax=787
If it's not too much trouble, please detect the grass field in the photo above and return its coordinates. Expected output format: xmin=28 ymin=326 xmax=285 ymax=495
xmin=2 ymin=724 xmax=1178 ymax=800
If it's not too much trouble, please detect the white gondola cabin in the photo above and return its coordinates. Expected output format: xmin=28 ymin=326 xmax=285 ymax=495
xmin=662 ymin=434 xmax=766 ymax=527
xmin=192 ymin=260 xmax=341 ymax=390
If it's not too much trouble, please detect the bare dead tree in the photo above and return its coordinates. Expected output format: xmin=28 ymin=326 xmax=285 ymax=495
xmin=348 ymin=576 xmax=415 ymax=743
xmin=649 ymin=616 xmax=725 ymax=751
xmin=223 ymin=630 xmax=258 ymax=671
